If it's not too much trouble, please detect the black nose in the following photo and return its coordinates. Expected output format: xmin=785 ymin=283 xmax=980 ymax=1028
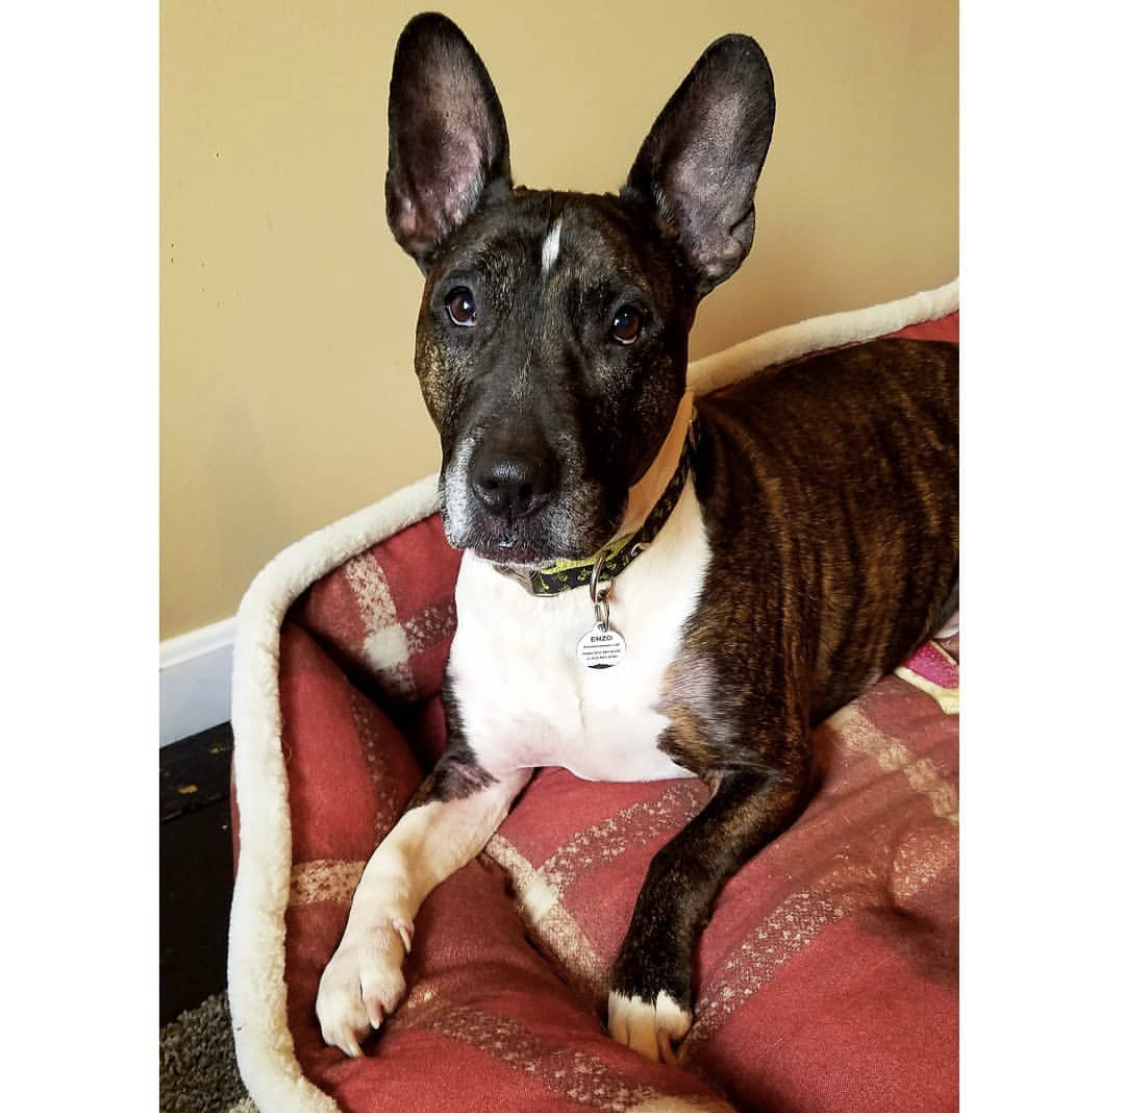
xmin=470 ymin=444 xmax=558 ymax=519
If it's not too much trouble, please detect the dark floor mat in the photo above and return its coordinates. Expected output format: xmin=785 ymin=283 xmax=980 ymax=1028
xmin=161 ymin=724 xmax=235 ymax=1025
xmin=161 ymin=722 xmax=235 ymax=820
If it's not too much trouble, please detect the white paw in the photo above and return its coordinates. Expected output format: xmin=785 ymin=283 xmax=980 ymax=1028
xmin=608 ymin=989 xmax=692 ymax=1065
xmin=316 ymin=916 xmax=414 ymax=1057
xmin=935 ymin=609 xmax=960 ymax=639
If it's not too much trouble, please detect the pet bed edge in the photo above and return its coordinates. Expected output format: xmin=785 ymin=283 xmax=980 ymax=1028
xmin=228 ymin=472 xmax=439 ymax=1112
xmin=687 ymin=277 xmax=959 ymax=396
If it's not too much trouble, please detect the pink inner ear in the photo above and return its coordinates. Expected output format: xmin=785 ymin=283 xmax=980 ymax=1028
xmin=423 ymin=145 xmax=485 ymax=225
xmin=392 ymin=197 xmax=420 ymax=238
xmin=665 ymin=155 xmax=751 ymax=283
xmin=389 ymin=193 xmax=437 ymax=260
xmin=689 ymin=223 xmax=747 ymax=282
xmin=393 ymin=121 xmax=493 ymax=258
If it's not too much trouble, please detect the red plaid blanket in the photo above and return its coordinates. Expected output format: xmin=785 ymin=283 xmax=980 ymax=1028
xmin=232 ymin=308 xmax=958 ymax=1113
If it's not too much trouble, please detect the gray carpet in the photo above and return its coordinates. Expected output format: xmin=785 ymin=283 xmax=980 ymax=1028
xmin=160 ymin=991 xmax=256 ymax=1113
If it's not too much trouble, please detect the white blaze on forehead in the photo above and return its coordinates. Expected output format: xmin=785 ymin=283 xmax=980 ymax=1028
xmin=541 ymin=218 xmax=563 ymax=274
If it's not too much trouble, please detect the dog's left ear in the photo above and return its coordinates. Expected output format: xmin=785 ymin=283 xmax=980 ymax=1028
xmin=623 ymin=35 xmax=775 ymax=296
xmin=386 ymin=13 xmax=511 ymax=269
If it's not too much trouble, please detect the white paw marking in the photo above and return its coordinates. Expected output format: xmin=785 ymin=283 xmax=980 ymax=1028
xmin=316 ymin=916 xmax=413 ymax=1058
xmin=607 ymin=989 xmax=692 ymax=1065
xmin=935 ymin=609 xmax=960 ymax=639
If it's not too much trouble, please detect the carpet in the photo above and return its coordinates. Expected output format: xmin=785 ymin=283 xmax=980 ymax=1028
xmin=160 ymin=991 xmax=255 ymax=1113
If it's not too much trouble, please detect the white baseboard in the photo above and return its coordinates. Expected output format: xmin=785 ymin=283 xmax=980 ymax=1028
xmin=160 ymin=617 xmax=236 ymax=747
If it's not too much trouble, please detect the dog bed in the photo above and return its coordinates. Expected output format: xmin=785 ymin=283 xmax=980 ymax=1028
xmin=229 ymin=280 xmax=960 ymax=1113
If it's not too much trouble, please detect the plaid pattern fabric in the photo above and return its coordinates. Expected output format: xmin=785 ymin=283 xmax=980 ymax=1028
xmin=242 ymin=312 xmax=959 ymax=1112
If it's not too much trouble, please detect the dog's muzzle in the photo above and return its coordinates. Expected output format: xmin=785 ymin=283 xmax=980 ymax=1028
xmin=468 ymin=438 xmax=559 ymax=522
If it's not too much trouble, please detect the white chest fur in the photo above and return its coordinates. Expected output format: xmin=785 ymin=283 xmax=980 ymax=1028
xmin=447 ymin=480 xmax=711 ymax=783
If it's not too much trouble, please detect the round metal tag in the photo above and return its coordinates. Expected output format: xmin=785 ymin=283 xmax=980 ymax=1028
xmin=576 ymin=625 xmax=627 ymax=669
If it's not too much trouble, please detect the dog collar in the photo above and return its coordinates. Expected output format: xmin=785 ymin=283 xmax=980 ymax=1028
xmin=497 ymin=416 xmax=697 ymax=597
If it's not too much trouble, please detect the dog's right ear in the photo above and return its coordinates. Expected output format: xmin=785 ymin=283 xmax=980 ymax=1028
xmin=386 ymin=13 xmax=511 ymax=269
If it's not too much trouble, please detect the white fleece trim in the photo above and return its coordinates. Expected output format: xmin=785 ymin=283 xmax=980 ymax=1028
xmin=688 ymin=278 xmax=959 ymax=396
xmin=227 ymin=280 xmax=957 ymax=1112
xmin=228 ymin=474 xmax=437 ymax=1112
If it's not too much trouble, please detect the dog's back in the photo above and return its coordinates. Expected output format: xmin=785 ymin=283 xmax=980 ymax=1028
xmin=692 ymin=337 xmax=958 ymax=725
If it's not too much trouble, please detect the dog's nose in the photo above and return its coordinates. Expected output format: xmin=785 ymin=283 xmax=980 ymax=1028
xmin=470 ymin=445 xmax=558 ymax=519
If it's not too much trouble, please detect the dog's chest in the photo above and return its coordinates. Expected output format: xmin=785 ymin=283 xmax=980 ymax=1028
xmin=447 ymin=484 xmax=711 ymax=782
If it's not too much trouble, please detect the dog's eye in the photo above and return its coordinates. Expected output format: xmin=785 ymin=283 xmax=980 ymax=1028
xmin=611 ymin=305 xmax=642 ymax=345
xmin=445 ymin=288 xmax=477 ymax=327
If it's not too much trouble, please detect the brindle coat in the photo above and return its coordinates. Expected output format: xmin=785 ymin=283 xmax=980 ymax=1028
xmin=620 ymin=338 xmax=958 ymax=1006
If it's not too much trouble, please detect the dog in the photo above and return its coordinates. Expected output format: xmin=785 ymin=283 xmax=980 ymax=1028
xmin=316 ymin=12 xmax=958 ymax=1065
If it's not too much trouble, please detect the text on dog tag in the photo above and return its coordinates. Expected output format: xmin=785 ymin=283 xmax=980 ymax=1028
xmin=576 ymin=625 xmax=627 ymax=669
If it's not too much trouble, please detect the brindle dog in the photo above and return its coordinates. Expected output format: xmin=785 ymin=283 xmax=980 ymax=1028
xmin=315 ymin=12 xmax=958 ymax=1065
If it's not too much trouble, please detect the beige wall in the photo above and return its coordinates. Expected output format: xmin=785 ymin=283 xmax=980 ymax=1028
xmin=161 ymin=0 xmax=958 ymax=640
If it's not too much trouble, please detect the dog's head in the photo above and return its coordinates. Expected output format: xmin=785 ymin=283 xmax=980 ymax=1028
xmin=386 ymin=13 xmax=774 ymax=566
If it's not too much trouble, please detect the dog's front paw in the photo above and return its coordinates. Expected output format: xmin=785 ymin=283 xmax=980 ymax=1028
xmin=315 ymin=916 xmax=414 ymax=1057
xmin=607 ymin=988 xmax=693 ymax=1065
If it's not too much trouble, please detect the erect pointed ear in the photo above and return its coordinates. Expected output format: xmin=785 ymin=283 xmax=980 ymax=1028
xmin=386 ymin=13 xmax=511 ymax=269
xmin=623 ymin=35 xmax=775 ymax=296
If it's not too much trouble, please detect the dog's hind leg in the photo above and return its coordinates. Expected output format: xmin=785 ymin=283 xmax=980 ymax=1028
xmin=934 ymin=577 xmax=959 ymax=639
xmin=316 ymin=754 xmax=531 ymax=1057
xmin=607 ymin=762 xmax=808 ymax=1064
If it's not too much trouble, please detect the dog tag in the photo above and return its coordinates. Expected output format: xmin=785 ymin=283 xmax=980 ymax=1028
xmin=577 ymin=624 xmax=627 ymax=669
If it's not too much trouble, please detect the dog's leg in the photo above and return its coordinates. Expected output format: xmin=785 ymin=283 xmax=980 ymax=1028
xmin=607 ymin=766 xmax=807 ymax=1064
xmin=934 ymin=577 xmax=960 ymax=639
xmin=316 ymin=754 xmax=531 ymax=1057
